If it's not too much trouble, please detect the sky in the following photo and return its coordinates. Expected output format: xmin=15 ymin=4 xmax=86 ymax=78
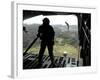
xmin=23 ymin=15 xmax=78 ymax=26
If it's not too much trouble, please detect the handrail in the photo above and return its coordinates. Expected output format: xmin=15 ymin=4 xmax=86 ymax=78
xmin=23 ymin=37 xmax=39 ymax=55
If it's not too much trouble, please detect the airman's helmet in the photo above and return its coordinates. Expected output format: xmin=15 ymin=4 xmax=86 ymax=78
xmin=42 ymin=17 xmax=50 ymax=25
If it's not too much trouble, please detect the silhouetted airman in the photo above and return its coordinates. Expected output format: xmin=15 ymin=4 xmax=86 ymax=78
xmin=37 ymin=18 xmax=55 ymax=67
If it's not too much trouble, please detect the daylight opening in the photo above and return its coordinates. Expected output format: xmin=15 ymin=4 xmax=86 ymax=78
xmin=23 ymin=15 xmax=79 ymax=59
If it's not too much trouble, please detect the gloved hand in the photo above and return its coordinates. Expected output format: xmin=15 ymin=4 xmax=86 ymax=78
xmin=37 ymin=33 xmax=40 ymax=37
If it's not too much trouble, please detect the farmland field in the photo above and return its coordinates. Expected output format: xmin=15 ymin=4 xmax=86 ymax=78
xmin=23 ymin=24 xmax=79 ymax=59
